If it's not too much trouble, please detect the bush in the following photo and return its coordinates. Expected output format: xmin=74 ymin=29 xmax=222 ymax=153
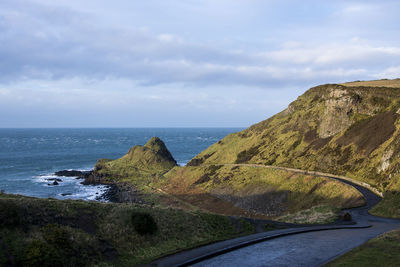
xmin=235 ymin=146 xmax=259 ymax=164
xmin=0 ymin=201 xmax=23 ymax=227
xmin=131 ymin=212 xmax=158 ymax=235
xmin=41 ymin=224 xmax=72 ymax=251
xmin=342 ymin=212 xmax=352 ymax=221
xmin=23 ymin=240 xmax=65 ymax=267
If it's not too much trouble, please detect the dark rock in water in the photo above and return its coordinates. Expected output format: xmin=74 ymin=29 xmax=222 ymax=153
xmin=48 ymin=180 xmax=59 ymax=186
xmin=46 ymin=178 xmax=62 ymax=182
xmin=61 ymin=193 xmax=72 ymax=196
xmin=55 ymin=170 xmax=92 ymax=178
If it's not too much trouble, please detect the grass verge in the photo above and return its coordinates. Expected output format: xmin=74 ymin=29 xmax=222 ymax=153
xmin=326 ymin=228 xmax=400 ymax=267
xmin=277 ymin=205 xmax=340 ymax=224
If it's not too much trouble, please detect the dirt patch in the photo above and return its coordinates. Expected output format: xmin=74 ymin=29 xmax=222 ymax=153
xmin=187 ymin=152 xmax=215 ymax=166
xmin=235 ymin=146 xmax=260 ymax=164
xmin=336 ymin=111 xmax=398 ymax=155
xmin=193 ymin=174 xmax=211 ymax=185
xmin=304 ymin=129 xmax=333 ymax=150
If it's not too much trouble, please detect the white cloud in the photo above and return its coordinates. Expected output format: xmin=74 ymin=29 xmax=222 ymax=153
xmin=1 ymin=0 xmax=399 ymax=126
xmin=374 ymin=66 xmax=400 ymax=79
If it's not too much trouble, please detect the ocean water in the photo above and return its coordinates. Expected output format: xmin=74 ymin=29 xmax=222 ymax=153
xmin=0 ymin=128 xmax=241 ymax=201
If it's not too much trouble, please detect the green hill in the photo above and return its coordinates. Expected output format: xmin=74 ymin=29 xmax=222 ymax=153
xmin=87 ymin=137 xmax=177 ymax=186
xmin=83 ymin=79 xmax=400 ymax=220
xmin=186 ymin=79 xmax=400 ymax=218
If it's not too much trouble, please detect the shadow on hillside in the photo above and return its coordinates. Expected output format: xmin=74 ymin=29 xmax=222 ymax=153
xmin=369 ymin=190 xmax=400 ymax=218
xmin=132 ymin=189 xmax=365 ymax=220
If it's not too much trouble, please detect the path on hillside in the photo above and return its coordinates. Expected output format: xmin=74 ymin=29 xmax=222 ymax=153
xmin=151 ymin=164 xmax=400 ymax=267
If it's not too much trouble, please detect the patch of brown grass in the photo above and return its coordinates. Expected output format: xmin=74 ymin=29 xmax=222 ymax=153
xmin=340 ymin=79 xmax=400 ymax=88
xmin=336 ymin=111 xmax=398 ymax=155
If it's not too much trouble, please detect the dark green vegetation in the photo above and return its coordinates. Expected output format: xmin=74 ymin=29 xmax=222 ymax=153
xmin=0 ymin=193 xmax=254 ymax=266
xmin=131 ymin=212 xmax=158 ymax=235
xmin=326 ymin=228 xmax=400 ymax=266
xmin=189 ymin=79 xmax=400 ymax=218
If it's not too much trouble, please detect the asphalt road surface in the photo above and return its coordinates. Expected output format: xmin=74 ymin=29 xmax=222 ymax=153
xmin=191 ymin=174 xmax=400 ymax=267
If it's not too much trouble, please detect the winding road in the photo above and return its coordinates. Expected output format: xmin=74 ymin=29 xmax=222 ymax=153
xmin=151 ymin=165 xmax=400 ymax=267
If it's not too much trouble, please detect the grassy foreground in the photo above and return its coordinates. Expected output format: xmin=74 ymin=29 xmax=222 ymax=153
xmin=0 ymin=193 xmax=254 ymax=266
xmin=326 ymin=228 xmax=400 ymax=266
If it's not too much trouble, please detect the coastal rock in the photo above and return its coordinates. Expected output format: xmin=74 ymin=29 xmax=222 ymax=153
xmin=48 ymin=180 xmax=59 ymax=186
xmin=46 ymin=178 xmax=62 ymax=182
xmin=83 ymin=137 xmax=177 ymax=203
xmin=55 ymin=170 xmax=92 ymax=178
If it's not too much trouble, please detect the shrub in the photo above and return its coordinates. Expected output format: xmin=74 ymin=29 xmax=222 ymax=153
xmin=23 ymin=240 xmax=65 ymax=267
xmin=41 ymin=224 xmax=72 ymax=251
xmin=342 ymin=212 xmax=352 ymax=221
xmin=131 ymin=212 xmax=158 ymax=235
xmin=0 ymin=201 xmax=23 ymax=227
xmin=235 ymin=146 xmax=259 ymax=164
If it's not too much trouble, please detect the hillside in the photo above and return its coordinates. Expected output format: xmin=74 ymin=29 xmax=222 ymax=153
xmin=185 ymin=79 xmax=400 ymax=218
xmin=83 ymin=136 xmax=363 ymax=221
xmin=161 ymin=165 xmax=363 ymax=219
xmin=86 ymin=137 xmax=177 ymax=186
xmin=0 ymin=193 xmax=253 ymax=266
xmin=80 ymin=79 xmax=400 ymax=220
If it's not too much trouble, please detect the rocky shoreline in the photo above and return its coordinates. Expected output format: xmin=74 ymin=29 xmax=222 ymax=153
xmin=55 ymin=169 xmax=147 ymax=204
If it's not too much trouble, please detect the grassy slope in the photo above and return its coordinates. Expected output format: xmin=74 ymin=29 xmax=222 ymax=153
xmin=188 ymin=80 xmax=400 ymax=218
xmin=326 ymin=228 xmax=400 ymax=267
xmin=91 ymin=137 xmax=177 ymax=188
xmin=0 ymin=193 xmax=254 ymax=267
xmin=89 ymin=136 xmax=364 ymax=221
xmin=277 ymin=205 xmax=341 ymax=224
xmin=161 ymin=165 xmax=364 ymax=219
xmin=81 ymin=112 xmax=368 ymax=222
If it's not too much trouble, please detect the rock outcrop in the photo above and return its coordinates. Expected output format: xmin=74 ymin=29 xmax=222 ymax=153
xmin=84 ymin=137 xmax=177 ymax=203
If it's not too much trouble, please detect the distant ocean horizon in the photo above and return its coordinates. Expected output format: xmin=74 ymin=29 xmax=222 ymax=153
xmin=0 ymin=128 xmax=242 ymax=200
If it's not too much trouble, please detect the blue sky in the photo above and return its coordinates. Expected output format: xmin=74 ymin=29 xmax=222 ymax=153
xmin=0 ymin=0 xmax=399 ymax=127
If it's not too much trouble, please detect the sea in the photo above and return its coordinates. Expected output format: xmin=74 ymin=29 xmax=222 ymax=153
xmin=0 ymin=128 xmax=241 ymax=201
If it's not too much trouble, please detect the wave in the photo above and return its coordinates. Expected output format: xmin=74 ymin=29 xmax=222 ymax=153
xmin=32 ymin=173 xmax=109 ymax=201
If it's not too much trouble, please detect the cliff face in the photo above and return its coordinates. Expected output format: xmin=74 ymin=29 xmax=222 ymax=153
xmin=188 ymin=79 xmax=400 ymax=193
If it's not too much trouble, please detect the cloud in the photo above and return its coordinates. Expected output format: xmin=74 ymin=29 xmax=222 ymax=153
xmin=1 ymin=0 xmax=399 ymax=127
xmin=1 ymin=0 xmax=399 ymax=91
xmin=374 ymin=66 xmax=400 ymax=79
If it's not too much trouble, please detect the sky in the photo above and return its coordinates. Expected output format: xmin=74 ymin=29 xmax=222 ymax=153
xmin=0 ymin=0 xmax=399 ymax=127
